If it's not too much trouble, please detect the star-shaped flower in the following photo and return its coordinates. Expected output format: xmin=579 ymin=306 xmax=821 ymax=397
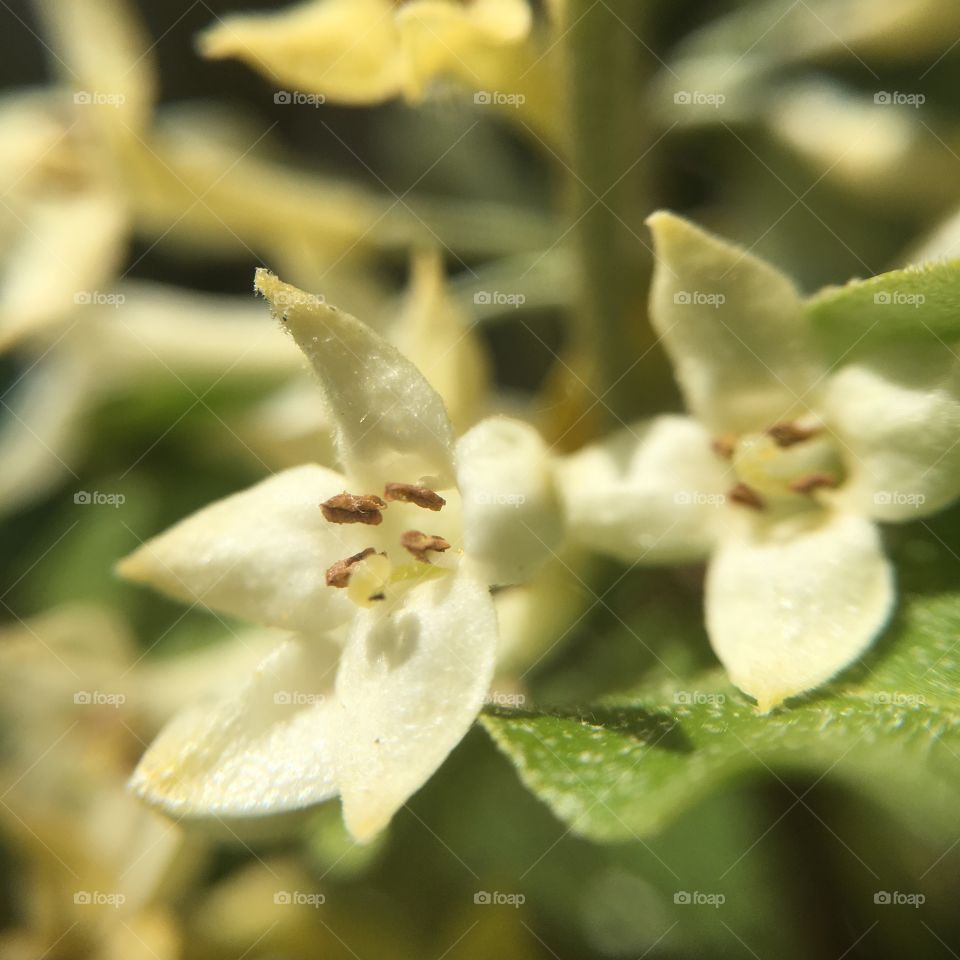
xmin=119 ymin=270 xmax=562 ymax=840
xmin=558 ymin=211 xmax=960 ymax=712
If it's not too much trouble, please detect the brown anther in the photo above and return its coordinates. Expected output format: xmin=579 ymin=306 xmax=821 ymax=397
xmin=325 ymin=548 xmax=377 ymax=588
xmin=712 ymin=434 xmax=737 ymax=460
xmin=767 ymin=422 xmax=818 ymax=447
xmin=368 ymin=593 xmax=386 ymax=602
xmin=789 ymin=473 xmax=838 ymax=495
xmin=728 ymin=482 xmax=765 ymax=511
xmin=384 ymin=482 xmax=446 ymax=511
xmin=401 ymin=530 xmax=452 ymax=563
xmin=321 ymin=492 xmax=386 ymax=525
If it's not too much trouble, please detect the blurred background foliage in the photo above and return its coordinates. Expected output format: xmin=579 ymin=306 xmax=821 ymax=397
xmin=2 ymin=0 xmax=960 ymax=957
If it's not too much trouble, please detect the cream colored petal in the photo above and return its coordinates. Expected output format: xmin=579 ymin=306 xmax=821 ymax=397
xmin=35 ymin=0 xmax=157 ymax=130
xmin=199 ymin=0 xmax=404 ymax=104
xmin=256 ymin=270 xmax=456 ymax=488
xmin=331 ymin=570 xmax=497 ymax=841
xmin=0 ymin=349 xmax=94 ymax=516
xmin=130 ymin=635 xmax=341 ymax=816
xmin=557 ymin=415 xmax=733 ymax=564
xmin=118 ymin=465 xmax=364 ymax=633
xmin=388 ymin=250 xmax=490 ymax=433
xmin=135 ymin=629 xmax=289 ymax=732
xmin=647 ymin=210 xmax=823 ymax=434
xmin=0 ymin=191 xmax=127 ymax=349
xmin=821 ymin=342 xmax=960 ymax=522
xmin=706 ymin=510 xmax=895 ymax=713
xmin=456 ymin=416 xmax=562 ymax=585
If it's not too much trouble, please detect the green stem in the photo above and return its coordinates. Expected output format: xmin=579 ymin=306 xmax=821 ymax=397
xmin=563 ymin=0 xmax=647 ymax=429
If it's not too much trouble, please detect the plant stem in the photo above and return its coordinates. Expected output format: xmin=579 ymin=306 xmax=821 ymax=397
xmin=563 ymin=0 xmax=647 ymax=430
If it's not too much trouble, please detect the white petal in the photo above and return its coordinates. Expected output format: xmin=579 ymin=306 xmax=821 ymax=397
xmin=136 ymin=628 xmax=287 ymax=731
xmin=0 ymin=191 xmax=127 ymax=349
xmin=706 ymin=511 xmax=895 ymax=712
xmin=117 ymin=465 xmax=364 ymax=633
xmin=557 ymin=415 xmax=733 ymax=564
xmin=456 ymin=416 xmax=562 ymax=585
xmin=256 ymin=270 xmax=456 ymax=489
xmin=130 ymin=635 xmax=341 ymax=817
xmin=647 ymin=210 xmax=823 ymax=434
xmin=331 ymin=570 xmax=497 ymax=841
xmin=820 ymin=343 xmax=960 ymax=522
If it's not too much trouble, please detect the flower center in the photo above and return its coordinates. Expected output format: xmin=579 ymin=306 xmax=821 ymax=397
xmin=321 ymin=483 xmax=455 ymax=606
xmin=717 ymin=422 xmax=844 ymax=511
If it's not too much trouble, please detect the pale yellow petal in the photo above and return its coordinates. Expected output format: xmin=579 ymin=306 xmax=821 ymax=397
xmin=706 ymin=510 xmax=894 ymax=712
xmin=256 ymin=270 xmax=456 ymax=488
xmin=557 ymin=415 xmax=733 ymax=564
xmin=131 ymin=636 xmax=341 ymax=816
xmin=118 ymin=465 xmax=362 ymax=633
xmin=647 ymin=210 xmax=823 ymax=434
xmin=331 ymin=570 xmax=496 ymax=840
xmin=199 ymin=0 xmax=404 ymax=104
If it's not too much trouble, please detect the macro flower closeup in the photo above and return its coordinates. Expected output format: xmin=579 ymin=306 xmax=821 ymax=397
xmin=119 ymin=271 xmax=561 ymax=841
xmin=4 ymin=0 xmax=960 ymax=957
xmin=560 ymin=211 xmax=960 ymax=712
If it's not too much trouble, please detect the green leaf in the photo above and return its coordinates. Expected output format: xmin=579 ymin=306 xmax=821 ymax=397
xmin=807 ymin=260 xmax=960 ymax=358
xmin=482 ymin=586 xmax=960 ymax=843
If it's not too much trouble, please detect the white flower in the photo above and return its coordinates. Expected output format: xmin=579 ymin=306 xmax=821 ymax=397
xmin=120 ymin=270 xmax=562 ymax=841
xmin=558 ymin=211 xmax=960 ymax=712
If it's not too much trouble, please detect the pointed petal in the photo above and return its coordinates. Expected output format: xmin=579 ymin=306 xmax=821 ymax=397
xmin=199 ymin=0 xmax=404 ymax=105
xmin=821 ymin=342 xmax=960 ymax=522
xmin=456 ymin=416 xmax=562 ymax=585
xmin=706 ymin=511 xmax=895 ymax=712
xmin=256 ymin=270 xmax=456 ymax=488
xmin=117 ymin=465 xmax=363 ymax=633
xmin=647 ymin=211 xmax=823 ymax=433
xmin=557 ymin=415 xmax=733 ymax=564
xmin=331 ymin=570 xmax=497 ymax=841
xmin=130 ymin=636 xmax=341 ymax=816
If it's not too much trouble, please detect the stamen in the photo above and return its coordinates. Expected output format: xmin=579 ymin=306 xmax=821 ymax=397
xmin=321 ymin=492 xmax=386 ymax=525
xmin=789 ymin=473 xmax=838 ymax=495
xmin=767 ymin=422 xmax=818 ymax=447
xmin=728 ymin=482 xmax=765 ymax=511
xmin=712 ymin=434 xmax=737 ymax=460
xmin=384 ymin=482 xmax=446 ymax=511
xmin=401 ymin=530 xmax=452 ymax=563
xmin=326 ymin=548 xmax=378 ymax=588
